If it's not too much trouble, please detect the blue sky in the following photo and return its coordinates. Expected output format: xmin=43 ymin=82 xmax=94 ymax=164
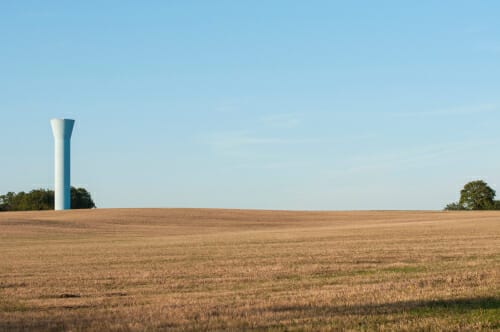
xmin=1 ymin=1 xmax=500 ymax=210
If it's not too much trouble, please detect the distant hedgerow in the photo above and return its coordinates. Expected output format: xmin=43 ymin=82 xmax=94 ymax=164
xmin=0 ymin=187 xmax=96 ymax=211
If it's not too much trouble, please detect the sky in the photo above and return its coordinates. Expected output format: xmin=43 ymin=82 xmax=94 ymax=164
xmin=1 ymin=1 xmax=500 ymax=210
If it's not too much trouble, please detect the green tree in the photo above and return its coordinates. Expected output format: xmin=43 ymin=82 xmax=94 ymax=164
xmin=24 ymin=189 xmax=54 ymax=210
xmin=0 ymin=194 xmax=8 ymax=211
xmin=458 ymin=180 xmax=496 ymax=210
xmin=444 ymin=202 xmax=466 ymax=211
xmin=1 ymin=192 xmax=16 ymax=211
xmin=71 ymin=187 xmax=96 ymax=209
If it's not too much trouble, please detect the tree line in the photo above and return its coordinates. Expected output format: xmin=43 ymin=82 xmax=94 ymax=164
xmin=1 ymin=181 xmax=498 ymax=211
xmin=0 ymin=187 xmax=96 ymax=211
xmin=445 ymin=180 xmax=500 ymax=210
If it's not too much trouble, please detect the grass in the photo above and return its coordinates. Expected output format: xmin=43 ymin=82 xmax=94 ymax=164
xmin=0 ymin=208 xmax=499 ymax=331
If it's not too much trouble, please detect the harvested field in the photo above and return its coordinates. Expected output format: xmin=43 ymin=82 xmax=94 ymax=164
xmin=0 ymin=209 xmax=499 ymax=331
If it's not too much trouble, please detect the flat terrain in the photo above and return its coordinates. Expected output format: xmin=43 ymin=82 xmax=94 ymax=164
xmin=0 ymin=209 xmax=498 ymax=331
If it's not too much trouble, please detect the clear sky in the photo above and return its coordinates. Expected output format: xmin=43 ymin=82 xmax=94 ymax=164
xmin=1 ymin=1 xmax=500 ymax=210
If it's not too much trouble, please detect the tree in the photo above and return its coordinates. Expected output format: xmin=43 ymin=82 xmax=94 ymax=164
xmin=458 ymin=180 xmax=496 ymax=210
xmin=444 ymin=180 xmax=499 ymax=211
xmin=0 ymin=194 xmax=8 ymax=211
xmin=444 ymin=202 xmax=466 ymax=211
xmin=71 ymin=187 xmax=96 ymax=209
xmin=22 ymin=189 xmax=54 ymax=210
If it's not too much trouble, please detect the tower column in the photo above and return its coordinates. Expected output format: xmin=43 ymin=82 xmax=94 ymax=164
xmin=51 ymin=119 xmax=75 ymax=210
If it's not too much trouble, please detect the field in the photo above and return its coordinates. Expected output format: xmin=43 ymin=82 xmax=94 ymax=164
xmin=0 ymin=209 xmax=498 ymax=331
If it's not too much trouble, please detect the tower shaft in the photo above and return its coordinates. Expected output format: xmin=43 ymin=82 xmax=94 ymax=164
xmin=51 ymin=119 xmax=75 ymax=210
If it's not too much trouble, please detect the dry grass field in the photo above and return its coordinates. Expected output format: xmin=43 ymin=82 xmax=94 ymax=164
xmin=0 ymin=209 xmax=498 ymax=331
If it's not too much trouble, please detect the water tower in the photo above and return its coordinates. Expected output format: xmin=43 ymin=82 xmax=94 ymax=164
xmin=50 ymin=119 xmax=75 ymax=210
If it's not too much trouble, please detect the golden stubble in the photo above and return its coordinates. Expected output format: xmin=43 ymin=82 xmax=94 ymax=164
xmin=0 ymin=209 xmax=499 ymax=331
